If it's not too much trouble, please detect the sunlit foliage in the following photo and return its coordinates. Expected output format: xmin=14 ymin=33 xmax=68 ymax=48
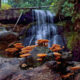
xmin=1 ymin=3 xmax=11 ymax=9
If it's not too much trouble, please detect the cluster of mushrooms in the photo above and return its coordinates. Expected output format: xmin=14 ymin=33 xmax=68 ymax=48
xmin=5 ymin=39 xmax=63 ymax=59
xmin=20 ymin=45 xmax=37 ymax=58
xmin=5 ymin=43 xmax=24 ymax=57
xmin=5 ymin=39 xmax=80 ymax=79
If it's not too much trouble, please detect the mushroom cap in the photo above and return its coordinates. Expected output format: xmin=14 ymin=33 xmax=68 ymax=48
xmin=5 ymin=48 xmax=18 ymax=53
xmin=57 ymin=61 xmax=61 ymax=64
xmin=14 ymin=43 xmax=23 ymax=46
xmin=70 ymin=66 xmax=80 ymax=71
xmin=20 ymin=53 xmax=31 ymax=58
xmin=51 ymin=47 xmax=62 ymax=52
xmin=37 ymin=58 xmax=42 ymax=61
xmin=52 ymin=44 xmax=61 ymax=48
xmin=15 ymin=45 xmax=24 ymax=49
xmin=30 ymin=45 xmax=37 ymax=48
xmin=42 ymin=39 xmax=49 ymax=43
xmin=20 ymin=50 xmax=31 ymax=54
xmin=37 ymin=53 xmax=47 ymax=57
xmin=54 ymin=52 xmax=62 ymax=56
xmin=62 ymin=46 xmax=65 ymax=49
xmin=61 ymin=73 xmax=74 ymax=78
xmin=55 ymin=47 xmax=62 ymax=50
xmin=37 ymin=39 xmax=49 ymax=44
xmin=21 ymin=46 xmax=34 ymax=50
xmin=21 ymin=63 xmax=27 ymax=67
xmin=50 ymin=44 xmax=62 ymax=52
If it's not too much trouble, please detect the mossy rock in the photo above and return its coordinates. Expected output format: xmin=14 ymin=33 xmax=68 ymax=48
xmin=20 ymin=46 xmax=54 ymax=69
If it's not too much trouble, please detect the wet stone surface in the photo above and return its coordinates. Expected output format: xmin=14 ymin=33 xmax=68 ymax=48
xmin=0 ymin=58 xmax=62 ymax=80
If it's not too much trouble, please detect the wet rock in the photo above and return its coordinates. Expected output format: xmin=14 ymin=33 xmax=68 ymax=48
xmin=0 ymin=32 xmax=18 ymax=49
xmin=30 ymin=47 xmax=52 ymax=56
xmin=11 ymin=63 xmax=61 ymax=80
xmin=0 ymin=32 xmax=18 ymax=42
xmin=0 ymin=58 xmax=61 ymax=80
xmin=0 ymin=58 xmax=24 ymax=80
xmin=61 ymin=52 xmax=72 ymax=61
xmin=0 ymin=58 xmax=23 ymax=69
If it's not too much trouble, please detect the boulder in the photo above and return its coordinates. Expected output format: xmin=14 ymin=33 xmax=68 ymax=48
xmin=0 ymin=58 xmax=61 ymax=80
xmin=0 ymin=32 xmax=18 ymax=50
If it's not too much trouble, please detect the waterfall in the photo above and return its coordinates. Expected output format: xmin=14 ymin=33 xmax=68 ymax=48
xmin=23 ymin=10 xmax=65 ymax=47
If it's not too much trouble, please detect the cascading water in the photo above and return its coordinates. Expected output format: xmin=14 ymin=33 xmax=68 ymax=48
xmin=23 ymin=10 xmax=66 ymax=47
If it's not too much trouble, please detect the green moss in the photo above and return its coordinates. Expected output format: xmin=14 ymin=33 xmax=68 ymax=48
xmin=20 ymin=22 xmax=36 ymax=39
xmin=26 ymin=22 xmax=36 ymax=30
xmin=72 ymin=13 xmax=80 ymax=23
xmin=55 ymin=21 xmax=66 ymax=27
xmin=0 ymin=3 xmax=11 ymax=10
xmin=66 ymin=32 xmax=80 ymax=50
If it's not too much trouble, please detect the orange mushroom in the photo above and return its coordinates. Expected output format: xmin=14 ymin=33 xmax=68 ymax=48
xmin=37 ymin=39 xmax=49 ymax=47
xmin=30 ymin=45 xmax=37 ymax=48
xmin=70 ymin=66 xmax=80 ymax=71
xmin=52 ymin=44 xmax=60 ymax=48
xmin=14 ymin=45 xmax=24 ymax=49
xmin=54 ymin=52 xmax=62 ymax=56
xmin=14 ymin=43 xmax=23 ymax=46
xmin=57 ymin=61 xmax=61 ymax=64
xmin=37 ymin=53 xmax=47 ymax=58
xmin=55 ymin=47 xmax=62 ymax=51
xmin=42 ymin=39 xmax=49 ymax=43
xmin=20 ymin=53 xmax=31 ymax=58
xmin=54 ymin=52 xmax=61 ymax=61
xmin=37 ymin=58 xmax=42 ymax=61
xmin=20 ymin=45 xmax=36 ymax=54
xmin=20 ymin=50 xmax=31 ymax=54
xmin=21 ymin=46 xmax=34 ymax=50
xmin=13 ymin=43 xmax=24 ymax=49
xmin=61 ymin=73 xmax=74 ymax=78
xmin=5 ymin=48 xmax=18 ymax=53
xmin=50 ymin=44 xmax=62 ymax=52
xmin=62 ymin=46 xmax=65 ymax=49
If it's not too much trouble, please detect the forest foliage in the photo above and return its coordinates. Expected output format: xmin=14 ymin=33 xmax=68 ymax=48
xmin=3 ymin=0 xmax=79 ymax=22
xmin=1 ymin=0 xmax=77 ymax=19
